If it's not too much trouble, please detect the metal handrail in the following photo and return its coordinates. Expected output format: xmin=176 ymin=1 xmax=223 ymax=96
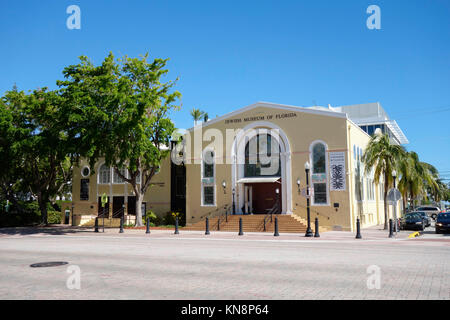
xmin=216 ymin=207 xmax=231 ymax=230
xmin=112 ymin=207 xmax=125 ymax=219
xmin=262 ymin=200 xmax=281 ymax=231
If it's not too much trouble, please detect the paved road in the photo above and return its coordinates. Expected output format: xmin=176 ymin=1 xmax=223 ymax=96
xmin=0 ymin=226 xmax=449 ymax=300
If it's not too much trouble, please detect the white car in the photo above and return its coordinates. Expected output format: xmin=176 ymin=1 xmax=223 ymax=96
xmin=415 ymin=206 xmax=441 ymax=220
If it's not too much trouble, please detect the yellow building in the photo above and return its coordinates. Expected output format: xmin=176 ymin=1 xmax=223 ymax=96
xmin=70 ymin=101 xmax=406 ymax=231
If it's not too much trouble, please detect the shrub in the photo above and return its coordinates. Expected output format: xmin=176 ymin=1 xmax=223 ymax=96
xmin=47 ymin=210 xmax=62 ymax=224
xmin=0 ymin=200 xmax=41 ymax=227
xmin=162 ymin=211 xmax=185 ymax=226
xmin=0 ymin=200 xmax=66 ymax=227
xmin=163 ymin=212 xmax=175 ymax=225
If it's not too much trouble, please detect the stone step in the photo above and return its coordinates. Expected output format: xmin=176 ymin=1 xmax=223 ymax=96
xmin=184 ymin=215 xmax=310 ymax=233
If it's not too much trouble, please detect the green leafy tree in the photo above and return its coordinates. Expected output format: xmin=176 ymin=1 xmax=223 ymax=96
xmin=362 ymin=133 xmax=405 ymax=229
xmin=1 ymin=88 xmax=73 ymax=224
xmin=0 ymin=96 xmax=24 ymax=213
xmin=58 ymin=53 xmax=181 ymax=226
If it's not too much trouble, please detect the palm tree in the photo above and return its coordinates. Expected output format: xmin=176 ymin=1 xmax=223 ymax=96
xmin=397 ymin=152 xmax=440 ymax=210
xmin=203 ymin=112 xmax=209 ymax=123
xmin=362 ymin=133 xmax=405 ymax=229
xmin=398 ymin=152 xmax=423 ymax=210
xmin=190 ymin=108 xmax=204 ymax=126
xmin=421 ymin=162 xmax=442 ymax=203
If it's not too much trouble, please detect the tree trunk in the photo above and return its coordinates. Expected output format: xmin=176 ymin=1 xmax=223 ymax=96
xmin=383 ymin=177 xmax=389 ymax=230
xmin=135 ymin=191 xmax=144 ymax=227
xmin=383 ymin=192 xmax=388 ymax=230
xmin=38 ymin=193 xmax=48 ymax=226
xmin=402 ymin=195 xmax=407 ymax=215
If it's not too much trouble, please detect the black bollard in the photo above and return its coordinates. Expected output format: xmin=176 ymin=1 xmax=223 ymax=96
xmin=274 ymin=217 xmax=279 ymax=237
xmin=95 ymin=217 xmax=99 ymax=233
xmin=389 ymin=219 xmax=394 ymax=238
xmin=225 ymin=210 xmax=228 ymax=222
xmin=174 ymin=217 xmax=179 ymax=234
xmin=314 ymin=217 xmax=320 ymax=238
xmin=217 ymin=217 xmax=220 ymax=231
xmin=264 ymin=219 xmax=266 ymax=232
xmin=356 ymin=218 xmax=362 ymax=239
xmin=146 ymin=217 xmax=150 ymax=234
xmin=238 ymin=217 xmax=244 ymax=236
xmin=205 ymin=217 xmax=210 ymax=235
xmin=119 ymin=216 xmax=124 ymax=233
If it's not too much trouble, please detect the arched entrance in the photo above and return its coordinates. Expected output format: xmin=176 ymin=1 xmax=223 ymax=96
xmin=231 ymin=122 xmax=292 ymax=214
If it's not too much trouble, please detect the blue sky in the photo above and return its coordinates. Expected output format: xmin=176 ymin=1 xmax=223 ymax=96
xmin=1 ymin=0 xmax=449 ymax=179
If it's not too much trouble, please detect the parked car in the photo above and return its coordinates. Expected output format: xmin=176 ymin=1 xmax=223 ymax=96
xmin=414 ymin=211 xmax=431 ymax=227
xmin=400 ymin=213 xmax=426 ymax=231
xmin=435 ymin=212 xmax=450 ymax=234
xmin=415 ymin=206 xmax=441 ymax=220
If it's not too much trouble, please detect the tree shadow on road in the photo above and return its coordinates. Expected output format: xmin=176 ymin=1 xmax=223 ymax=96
xmin=0 ymin=225 xmax=96 ymax=236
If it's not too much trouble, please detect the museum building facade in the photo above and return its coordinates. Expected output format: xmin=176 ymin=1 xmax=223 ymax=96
xmin=70 ymin=101 xmax=407 ymax=231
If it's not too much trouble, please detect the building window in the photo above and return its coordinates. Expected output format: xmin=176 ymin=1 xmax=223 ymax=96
xmin=361 ymin=178 xmax=365 ymax=201
xmin=98 ymin=164 xmax=111 ymax=184
xmin=312 ymin=143 xmax=326 ymax=174
xmin=203 ymin=186 xmax=214 ymax=206
xmin=81 ymin=166 xmax=90 ymax=177
xmin=80 ymin=179 xmax=89 ymax=201
xmin=202 ymin=150 xmax=215 ymax=206
xmin=244 ymin=134 xmax=281 ymax=177
xmin=310 ymin=141 xmax=328 ymax=205
xmin=313 ymin=183 xmax=327 ymax=204
xmin=113 ymin=168 xmax=127 ymax=184
xmin=136 ymin=171 xmax=141 ymax=184
xmin=366 ymin=179 xmax=372 ymax=200
xmin=203 ymin=150 xmax=214 ymax=178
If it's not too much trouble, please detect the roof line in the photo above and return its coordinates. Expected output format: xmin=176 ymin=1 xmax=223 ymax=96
xmin=186 ymin=101 xmax=347 ymax=132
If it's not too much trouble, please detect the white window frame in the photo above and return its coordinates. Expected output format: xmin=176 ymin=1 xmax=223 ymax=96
xmin=81 ymin=166 xmax=90 ymax=178
xmin=369 ymin=179 xmax=375 ymax=201
xmin=309 ymin=140 xmax=330 ymax=206
xmin=361 ymin=177 xmax=365 ymax=201
xmin=201 ymin=149 xmax=216 ymax=207
xmin=98 ymin=164 xmax=111 ymax=184
xmin=113 ymin=167 xmax=127 ymax=184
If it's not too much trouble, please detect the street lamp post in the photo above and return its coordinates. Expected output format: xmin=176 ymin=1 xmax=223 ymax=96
xmin=275 ymin=188 xmax=280 ymax=214
xmin=232 ymin=188 xmax=236 ymax=215
xmin=305 ymin=161 xmax=314 ymax=237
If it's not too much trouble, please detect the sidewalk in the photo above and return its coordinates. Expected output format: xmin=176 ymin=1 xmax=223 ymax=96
xmin=0 ymin=223 xmax=414 ymax=242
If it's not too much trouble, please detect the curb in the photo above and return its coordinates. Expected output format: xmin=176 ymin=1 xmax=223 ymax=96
xmin=408 ymin=231 xmax=421 ymax=238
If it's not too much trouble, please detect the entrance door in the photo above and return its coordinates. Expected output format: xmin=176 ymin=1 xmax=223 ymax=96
xmin=247 ymin=183 xmax=281 ymax=214
xmin=171 ymin=163 xmax=186 ymax=216
xmin=112 ymin=196 xmax=124 ymax=218
xmin=127 ymin=196 xmax=136 ymax=215
xmin=98 ymin=196 xmax=110 ymax=218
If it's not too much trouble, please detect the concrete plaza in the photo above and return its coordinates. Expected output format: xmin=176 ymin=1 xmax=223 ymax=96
xmin=0 ymin=225 xmax=449 ymax=300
